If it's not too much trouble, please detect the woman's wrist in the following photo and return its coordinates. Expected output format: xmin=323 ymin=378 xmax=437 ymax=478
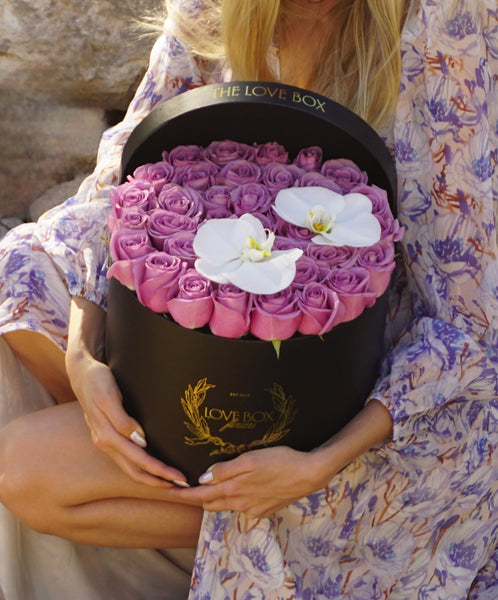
xmin=308 ymin=399 xmax=393 ymax=485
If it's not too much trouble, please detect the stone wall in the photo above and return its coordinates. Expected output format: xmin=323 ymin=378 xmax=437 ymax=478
xmin=0 ymin=0 xmax=164 ymax=221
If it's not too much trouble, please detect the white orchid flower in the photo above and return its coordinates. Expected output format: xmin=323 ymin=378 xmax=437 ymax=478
xmin=274 ymin=186 xmax=381 ymax=247
xmin=193 ymin=213 xmax=303 ymax=294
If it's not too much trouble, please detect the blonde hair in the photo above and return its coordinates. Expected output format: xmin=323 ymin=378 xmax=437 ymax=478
xmin=165 ymin=0 xmax=406 ymax=129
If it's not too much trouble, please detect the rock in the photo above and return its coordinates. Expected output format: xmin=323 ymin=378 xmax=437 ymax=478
xmin=0 ymin=91 xmax=106 ymax=219
xmin=29 ymin=174 xmax=91 ymax=222
xmin=0 ymin=0 xmax=164 ymax=220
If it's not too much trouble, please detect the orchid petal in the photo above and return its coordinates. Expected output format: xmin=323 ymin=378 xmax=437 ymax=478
xmin=227 ymin=249 xmax=302 ymax=294
xmin=313 ymin=212 xmax=381 ymax=246
xmin=193 ymin=218 xmax=250 ymax=265
xmin=274 ymin=187 xmax=344 ymax=226
xmin=194 ymin=257 xmax=242 ymax=283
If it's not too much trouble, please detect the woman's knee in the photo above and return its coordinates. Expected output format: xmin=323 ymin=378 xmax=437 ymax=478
xmin=0 ymin=416 xmax=59 ymax=533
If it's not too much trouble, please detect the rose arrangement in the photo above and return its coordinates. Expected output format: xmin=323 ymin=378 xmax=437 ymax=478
xmin=107 ymin=140 xmax=403 ymax=348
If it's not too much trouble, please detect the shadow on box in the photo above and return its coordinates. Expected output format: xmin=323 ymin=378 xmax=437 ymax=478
xmin=105 ymin=82 xmax=397 ymax=485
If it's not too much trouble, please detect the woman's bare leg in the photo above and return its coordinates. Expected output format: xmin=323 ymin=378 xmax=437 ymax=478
xmin=3 ymin=330 xmax=76 ymax=403
xmin=0 ymin=330 xmax=202 ymax=547
xmin=0 ymin=401 xmax=202 ymax=548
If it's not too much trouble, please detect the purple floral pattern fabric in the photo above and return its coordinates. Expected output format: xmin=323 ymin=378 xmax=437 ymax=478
xmin=0 ymin=1 xmax=496 ymax=598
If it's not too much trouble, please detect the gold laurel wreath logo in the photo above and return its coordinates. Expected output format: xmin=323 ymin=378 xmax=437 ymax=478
xmin=181 ymin=378 xmax=297 ymax=456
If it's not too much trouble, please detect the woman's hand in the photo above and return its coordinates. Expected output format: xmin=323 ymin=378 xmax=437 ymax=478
xmin=167 ymin=445 xmax=328 ymax=518
xmin=65 ymin=296 xmax=189 ymax=488
xmin=167 ymin=399 xmax=393 ymax=517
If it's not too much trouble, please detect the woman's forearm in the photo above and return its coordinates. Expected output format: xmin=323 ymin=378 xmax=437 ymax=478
xmin=66 ymin=296 xmax=106 ymax=364
xmin=309 ymin=399 xmax=393 ymax=485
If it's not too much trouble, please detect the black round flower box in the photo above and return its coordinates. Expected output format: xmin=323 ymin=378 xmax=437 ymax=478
xmin=105 ymin=82 xmax=397 ymax=485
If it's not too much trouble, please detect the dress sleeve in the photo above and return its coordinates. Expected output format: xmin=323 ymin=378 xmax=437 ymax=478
xmin=368 ymin=1 xmax=498 ymax=446
xmin=34 ymin=3 xmax=208 ymax=308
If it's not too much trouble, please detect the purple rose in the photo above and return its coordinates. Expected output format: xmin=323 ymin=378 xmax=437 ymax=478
xmin=164 ymin=231 xmax=197 ymax=267
xmin=107 ymin=229 xmax=154 ymax=289
xmin=205 ymin=207 xmax=233 ymax=219
xmin=109 ymin=180 xmax=155 ymax=218
xmin=167 ymin=269 xmax=214 ymax=329
xmin=230 ymin=182 xmax=272 ymax=216
xmin=216 ymin=159 xmax=262 ymax=188
xmin=307 ymin=244 xmax=359 ymax=270
xmin=290 ymin=255 xmax=322 ymax=290
xmin=109 ymin=207 xmax=148 ymax=234
xmin=173 ymin=161 xmax=219 ymax=191
xmin=325 ymin=267 xmax=376 ymax=323
xmin=203 ymin=185 xmax=232 ymax=212
xmin=275 ymin=216 xmax=313 ymax=249
xmin=320 ymin=158 xmax=368 ymax=192
xmin=135 ymin=252 xmax=187 ymax=312
xmin=202 ymin=140 xmax=256 ymax=166
xmin=156 ymin=183 xmax=204 ymax=218
xmin=250 ymin=287 xmax=302 ymax=341
xmin=147 ymin=209 xmax=199 ymax=250
xmin=168 ymin=144 xmax=203 ymax=167
xmin=298 ymin=172 xmax=342 ymax=193
xmin=297 ymin=282 xmax=341 ymax=335
xmin=262 ymin=163 xmax=304 ymax=197
xmin=255 ymin=142 xmax=289 ymax=166
xmin=356 ymin=240 xmax=396 ymax=297
xmin=209 ymin=283 xmax=252 ymax=338
xmin=109 ymin=228 xmax=153 ymax=262
xmin=293 ymin=146 xmax=323 ymax=172
xmin=132 ymin=160 xmax=175 ymax=193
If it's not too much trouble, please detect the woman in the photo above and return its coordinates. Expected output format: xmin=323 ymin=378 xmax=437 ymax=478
xmin=0 ymin=0 xmax=497 ymax=598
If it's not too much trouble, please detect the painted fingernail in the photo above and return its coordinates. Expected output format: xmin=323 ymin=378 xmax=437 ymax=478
xmin=198 ymin=470 xmax=214 ymax=484
xmin=130 ymin=430 xmax=147 ymax=448
xmin=172 ymin=480 xmax=191 ymax=488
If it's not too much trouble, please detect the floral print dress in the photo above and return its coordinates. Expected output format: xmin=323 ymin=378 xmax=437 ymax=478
xmin=0 ymin=1 xmax=497 ymax=599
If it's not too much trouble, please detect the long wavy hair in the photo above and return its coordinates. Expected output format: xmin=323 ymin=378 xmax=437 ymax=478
xmin=165 ymin=0 xmax=407 ymax=129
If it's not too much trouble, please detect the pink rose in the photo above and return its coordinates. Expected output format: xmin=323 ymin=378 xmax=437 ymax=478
xmin=290 ymin=255 xmax=322 ymax=290
xmin=135 ymin=252 xmax=187 ymax=312
xmin=230 ymin=182 xmax=272 ymax=216
xmin=173 ymin=161 xmax=218 ymax=191
xmin=167 ymin=269 xmax=214 ymax=329
xmin=356 ymin=240 xmax=396 ymax=297
xmin=255 ymin=142 xmax=289 ymax=166
xmin=298 ymin=172 xmax=342 ymax=193
xmin=320 ymin=158 xmax=368 ymax=192
xmin=262 ymin=163 xmax=304 ymax=197
xmin=325 ymin=267 xmax=376 ymax=323
xmin=293 ymin=146 xmax=323 ymax=172
xmin=132 ymin=160 xmax=175 ymax=193
xmin=156 ymin=183 xmax=204 ymax=218
xmin=168 ymin=144 xmax=203 ymax=167
xmin=109 ymin=180 xmax=155 ymax=218
xmin=107 ymin=229 xmax=154 ymax=289
xmin=163 ymin=231 xmax=197 ymax=267
xmin=202 ymin=140 xmax=256 ymax=166
xmin=209 ymin=283 xmax=252 ymax=338
xmin=147 ymin=209 xmax=199 ymax=250
xmin=297 ymin=282 xmax=342 ymax=335
xmin=216 ymin=159 xmax=262 ymax=188
xmin=250 ymin=288 xmax=302 ymax=341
